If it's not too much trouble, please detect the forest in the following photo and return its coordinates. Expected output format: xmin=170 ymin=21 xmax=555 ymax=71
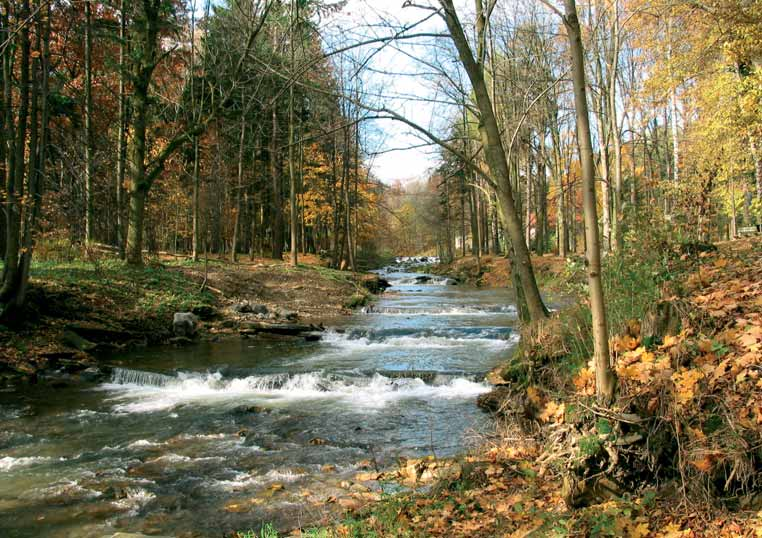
xmin=1 ymin=0 xmax=762 ymax=537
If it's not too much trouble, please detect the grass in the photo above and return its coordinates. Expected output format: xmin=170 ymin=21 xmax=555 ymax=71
xmin=27 ymin=257 xmax=215 ymax=320
xmin=236 ymin=493 xmax=418 ymax=538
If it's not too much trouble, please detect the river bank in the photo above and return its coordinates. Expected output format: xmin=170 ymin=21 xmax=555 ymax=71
xmin=430 ymin=253 xmax=570 ymax=290
xmin=0 ymin=254 xmax=387 ymax=383
xmin=293 ymin=237 xmax=762 ymax=537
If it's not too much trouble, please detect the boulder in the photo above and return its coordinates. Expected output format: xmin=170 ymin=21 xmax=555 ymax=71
xmin=102 ymin=534 xmax=174 ymax=538
xmin=230 ymin=301 xmax=268 ymax=315
xmin=360 ymin=275 xmax=391 ymax=294
xmin=191 ymin=304 xmax=217 ymax=320
xmin=477 ymin=386 xmax=512 ymax=414
xmin=79 ymin=366 xmax=108 ymax=383
xmin=276 ymin=309 xmax=298 ymax=321
xmin=172 ymin=312 xmax=198 ymax=338
xmin=239 ymin=322 xmax=320 ymax=337
xmin=250 ymin=304 xmax=269 ymax=315
xmin=62 ymin=330 xmax=97 ymax=352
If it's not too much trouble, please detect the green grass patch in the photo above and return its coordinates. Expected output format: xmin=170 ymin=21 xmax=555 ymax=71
xmin=28 ymin=258 xmax=215 ymax=320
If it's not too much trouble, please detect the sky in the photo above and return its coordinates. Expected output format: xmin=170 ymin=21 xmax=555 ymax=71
xmin=322 ymin=1 xmax=468 ymax=185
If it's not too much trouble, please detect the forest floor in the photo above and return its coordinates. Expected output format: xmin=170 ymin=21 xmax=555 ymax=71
xmin=0 ymin=252 xmax=383 ymax=382
xmin=432 ymin=253 xmax=569 ymax=290
xmin=276 ymin=236 xmax=762 ymax=538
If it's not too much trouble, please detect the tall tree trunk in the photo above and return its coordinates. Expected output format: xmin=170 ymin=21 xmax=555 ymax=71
xmin=441 ymin=0 xmax=548 ymax=321
xmin=595 ymin=95 xmax=612 ymax=253
xmin=192 ymin=136 xmax=201 ymax=261
xmin=231 ymin=118 xmax=245 ymax=263
xmin=562 ymin=0 xmax=616 ymax=405
xmin=116 ymin=0 xmax=127 ymax=257
xmin=525 ymin=155 xmax=532 ymax=249
xmin=750 ymin=136 xmax=762 ymax=207
xmin=288 ymin=0 xmax=298 ymax=266
xmin=668 ymin=16 xmax=680 ymax=185
xmin=270 ymin=108 xmax=284 ymax=260
xmin=0 ymin=0 xmax=31 ymax=307
xmin=460 ymin=174 xmax=466 ymax=257
xmin=125 ymin=78 xmax=150 ymax=266
xmin=609 ymin=0 xmax=624 ymax=252
xmin=729 ymin=174 xmax=738 ymax=239
xmin=125 ymin=0 xmax=160 ymax=266
xmin=16 ymin=4 xmax=49 ymax=313
xmin=84 ymin=0 xmax=95 ymax=245
xmin=471 ymin=183 xmax=481 ymax=273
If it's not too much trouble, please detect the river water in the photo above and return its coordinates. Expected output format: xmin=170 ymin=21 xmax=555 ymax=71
xmin=0 ymin=260 xmax=518 ymax=537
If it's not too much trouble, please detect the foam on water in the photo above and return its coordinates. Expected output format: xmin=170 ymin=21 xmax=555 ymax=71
xmin=386 ymin=276 xmax=454 ymax=287
xmin=112 ymin=488 xmax=156 ymax=516
xmin=0 ymin=456 xmax=54 ymax=471
xmin=127 ymin=439 xmax=163 ymax=449
xmin=20 ymin=480 xmax=103 ymax=502
xmin=103 ymin=369 xmax=491 ymax=413
xmin=360 ymin=305 xmax=517 ymax=316
xmin=212 ymin=468 xmax=305 ymax=491
xmin=321 ymin=328 xmax=518 ymax=350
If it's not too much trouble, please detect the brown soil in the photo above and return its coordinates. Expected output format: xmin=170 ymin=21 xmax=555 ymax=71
xmin=0 ymin=253 xmax=383 ymax=380
xmin=433 ymin=253 xmax=568 ymax=289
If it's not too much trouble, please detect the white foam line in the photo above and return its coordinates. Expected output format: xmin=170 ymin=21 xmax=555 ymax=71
xmin=102 ymin=371 xmax=492 ymax=414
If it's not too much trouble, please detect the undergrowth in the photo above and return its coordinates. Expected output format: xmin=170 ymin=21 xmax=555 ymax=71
xmin=28 ymin=258 xmax=215 ymax=319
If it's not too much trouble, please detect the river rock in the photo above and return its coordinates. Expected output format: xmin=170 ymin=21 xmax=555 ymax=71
xmin=62 ymin=330 xmax=97 ymax=352
xmin=169 ymin=336 xmax=194 ymax=346
xmin=231 ymin=404 xmax=269 ymax=415
xmin=103 ymin=532 xmax=172 ymax=538
xmin=477 ymin=386 xmax=512 ymax=414
xmin=172 ymin=312 xmax=198 ymax=338
xmin=231 ymin=301 xmax=268 ymax=315
xmin=240 ymin=322 xmax=322 ymax=337
xmin=415 ymin=275 xmax=432 ymax=283
xmin=79 ymin=366 xmax=107 ymax=383
xmin=361 ymin=275 xmax=391 ymax=294
xmin=276 ymin=309 xmax=298 ymax=321
xmin=191 ymin=304 xmax=217 ymax=320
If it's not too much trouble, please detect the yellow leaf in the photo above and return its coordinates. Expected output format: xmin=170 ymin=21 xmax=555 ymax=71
xmin=689 ymin=455 xmax=715 ymax=472
xmin=660 ymin=335 xmax=679 ymax=349
xmin=538 ymin=401 xmax=565 ymax=423
xmin=526 ymin=386 xmax=544 ymax=407
xmin=630 ymin=522 xmax=650 ymax=538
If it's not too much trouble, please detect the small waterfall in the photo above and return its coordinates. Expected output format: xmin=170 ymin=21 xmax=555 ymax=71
xmin=111 ymin=368 xmax=175 ymax=387
xmin=360 ymin=305 xmax=516 ymax=316
xmin=372 ymin=370 xmax=483 ymax=384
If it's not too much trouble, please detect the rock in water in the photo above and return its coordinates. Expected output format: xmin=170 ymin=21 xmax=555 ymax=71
xmin=172 ymin=312 xmax=198 ymax=338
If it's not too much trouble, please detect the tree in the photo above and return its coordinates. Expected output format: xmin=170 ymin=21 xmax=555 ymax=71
xmin=438 ymin=0 xmax=549 ymax=322
xmin=0 ymin=0 xmax=51 ymax=320
xmin=541 ymin=0 xmax=616 ymax=404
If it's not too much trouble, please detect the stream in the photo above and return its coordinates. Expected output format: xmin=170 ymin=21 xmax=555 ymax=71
xmin=0 ymin=259 xmax=519 ymax=537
